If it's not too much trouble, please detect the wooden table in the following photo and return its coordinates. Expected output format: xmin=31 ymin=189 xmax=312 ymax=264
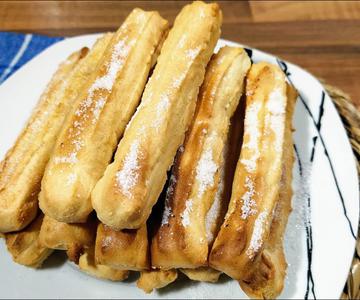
xmin=1 ymin=1 xmax=359 ymax=108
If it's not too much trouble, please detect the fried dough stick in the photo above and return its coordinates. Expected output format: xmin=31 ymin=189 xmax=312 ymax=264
xmin=0 ymin=37 xmax=112 ymax=232
xmin=40 ymin=9 xmax=168 ymax=223
xmin=239 ymin=84 xmax=297 ymax=299
xmin=151 ymin=47 xmax=250 ymax=272
xmin=6 ymin=213 xmax=53 ymax=268
xmin=210 ymin=63 xmax=291 ymax=282
xmin=92 ymin=1 xmax=222 ymax=230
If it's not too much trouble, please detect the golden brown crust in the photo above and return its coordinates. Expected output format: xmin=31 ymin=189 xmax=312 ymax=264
xmin=38 ymin=214 xmax=97 ymax=264
xmin=78 ymin=246 xmax=129 ymax=281
xmin=239 ymin=84 xmax=297 ymax=299
xmin=181 ymin=267 xmax=221 ymax=283
xmin=137 ymin=269 xmax=178 ymax=293
xmin=151 ymin=46 xmax=250 ymax=269
xmin=5 ymin=214 xmax=53 ymax=268
xmin=209 ymin=62 xmax=290 ymax=280
xmin=39 ymin=9 xmax=169 ymax=223
xmin=92 ymin=1 xmax=222 ymax=230
xmin=95 ymin=223 xmax=149 ymax=271
xmin=0 ymin=48 xmax=88 ymax=233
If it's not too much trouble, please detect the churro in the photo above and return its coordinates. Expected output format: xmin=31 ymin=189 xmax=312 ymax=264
xmin=92 ymin=1 xmax=222 ymax=230
xmin=38 ymin=214 xmax=96 ymax=263
xmin=6 ymin=214 xmax=53 ymax=268
xmin=137 ymin=269 xmax=178 ymax=293
xmin=209 ymin=63 xmax=292 ymax=281
xmin=239 ymin=84 xmax=296 ymax=298
xmin=0 ymin=44 xmax=98 ymax=232
xmin=78 ymin=247 xmax=129 ymax=281
xmin=151 ymin=47 xmax=250 ymax=269
xmin=95 ymin=223 xmax=149 ymax=271
xmin=39 ymin=9 xmax=168 ymax=223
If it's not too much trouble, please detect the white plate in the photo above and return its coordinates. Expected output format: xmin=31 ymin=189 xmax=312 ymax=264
xmin=0 ymin=34 xmax=358 ymax=299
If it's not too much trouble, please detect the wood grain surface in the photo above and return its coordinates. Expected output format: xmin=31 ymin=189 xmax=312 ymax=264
xmin=0 ymin=1 xmax=359 ymax=108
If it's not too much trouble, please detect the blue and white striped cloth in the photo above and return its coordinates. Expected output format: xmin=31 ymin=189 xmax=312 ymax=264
xmin=0 ymin=32 xmax=63 ymax=84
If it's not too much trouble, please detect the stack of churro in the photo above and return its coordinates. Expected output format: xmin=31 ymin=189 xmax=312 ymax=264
xmin=0 ymin=1 xmax=297 ymax=298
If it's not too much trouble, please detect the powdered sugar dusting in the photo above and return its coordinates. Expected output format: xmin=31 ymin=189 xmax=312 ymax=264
xmin=181 ymin=199 xmax=193 ymax=227
xmin=186 ymin=47 xmax=201 ymax=60
xmin=178 ymin=36 xmax=187 ymax=49
xmin=157 ymin=94 xmax=170 ymax=112
xmin=54 ymin=152 xmax=78 ymax=164
xmin=243 ymin=102 xmax=261 ymax=150
xmin=241 ymin=176 xmax=257 ymax=219
xmin=115 ymin=141 xmax=140 ymax=197
xmin=283 ymin=159 xmax=312 ymax=292
xmin=72 ymin=138 xmax=84 ymax=151
xmin=92 ymin=98 xmax=106 ymax=124
xmin=246 ymin=211 xmax=268 ymax=259
xmin=172 ymin=72 xmax=186 ymax=89
xmin=152 ymin=94 xmax=170 ymax=129
xmin=90 ymin=39 xmax=133 ymax=93
xmin=293 ymin=161 xmax=312 ymax=229
xmin=29 ymin=110 xmax=49 ymax=132
xmin=53 ymin=138 xmax=83 ymax=165
xmin=205 ymin=143 xmax=228 ymax=243
xmin=66 ymin=173 xmax=77 ymax=186
xmin=266 ymin=87 xmax=286 ymax=152
xmin=161 ymin=204 xmax=172 ymax=227
xmin=102 ymin=235 xmax=113 ymax=248
xmin=240 ymin=102 xmax=261 ymax=173
xmin=57 ymin=38 xmax=133 ymax=165
xmin=195 ymin=148 xmax=218 ymax=197
xmin=172 ymin=78 xmax=182 ymax=89
xmin=268 ymin=88 xmax=286 ymax=114
xmin=205 ymin=172 xmax=224 ymax=243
